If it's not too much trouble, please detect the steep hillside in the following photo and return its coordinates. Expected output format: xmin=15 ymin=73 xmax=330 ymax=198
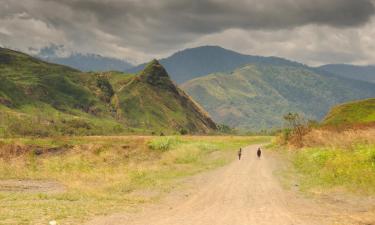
xmin=317 ymin=64 xmax=375 ymax=83
xmin=181 ymin=63 xmax=375 ymax=131
xmin=0 ymin=48 xmax=102 ymax=111
xmin=0 ymin=48 xmax=216 ymax=136
xmin=322 ymin=98 xmax=375 ymax=126
xmin=128 ymin=46 xmax=303 ymax=83
xmin=108 ymin=60 xmax=217 ymax=133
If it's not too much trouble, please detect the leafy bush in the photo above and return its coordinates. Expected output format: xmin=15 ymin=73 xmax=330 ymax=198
xmin=148 ymin=136 xmax=181 ymax=151
xmin=96 ymin=75 xmax=114 ymax=102
xmin=179 ymin=128 xmax=188 ymax=135
xmin=217 ymin=124 xmax=234 ymax=134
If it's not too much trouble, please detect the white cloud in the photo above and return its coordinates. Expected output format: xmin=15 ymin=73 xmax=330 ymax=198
xmin=188 ymin=17 xmax=375 ymax=66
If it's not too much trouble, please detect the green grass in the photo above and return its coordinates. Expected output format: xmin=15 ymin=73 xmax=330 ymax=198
xmin=148 ymin=136 xmax=182 ymax=151
xmin=293 ymin=144 xmax=375 ymax=194
xmin=0 ymin=135 xmax=270 ymax=224
xmin=323 ymin=98 xmax=375 ymax=126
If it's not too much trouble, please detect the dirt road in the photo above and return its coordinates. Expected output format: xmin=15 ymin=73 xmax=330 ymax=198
xmin=87 ymin=145 xmax=374 ymax=225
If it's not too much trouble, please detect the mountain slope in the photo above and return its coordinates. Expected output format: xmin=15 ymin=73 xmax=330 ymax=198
xmin=181 ymin=63 xmax=375 ymax=131
xmin=0 ymin=48 xmax=216 ymax=136
xmin=0 ymin=48 xmax=99 ymax=110
xmin=322 ymin=98 xmax=375 ymax=126
xmin=317 ymin=64 xmax=375 ymax=83
xmin=128 ymin=46 xmax=303 ymax=83
xmin=109 ymin=60 xmax=217 ymax=133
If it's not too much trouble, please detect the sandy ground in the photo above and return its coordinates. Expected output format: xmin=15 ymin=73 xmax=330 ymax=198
xmin=0 ymin=179 xmax=65 ymax=193
xmin=87 ymin=145 xmax=375 ymax=225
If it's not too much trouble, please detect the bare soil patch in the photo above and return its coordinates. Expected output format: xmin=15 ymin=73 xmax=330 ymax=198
xmin=0 ymin=179 xmax=65 ymax=193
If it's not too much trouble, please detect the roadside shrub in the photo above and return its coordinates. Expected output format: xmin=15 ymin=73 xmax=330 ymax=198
xmin=179 ymin=128 xmax=188 ymax=135
xmin=148 ymin=136 xmax=181 ymax=151
xmin=217 ymin=124 xmax=234 ymax=134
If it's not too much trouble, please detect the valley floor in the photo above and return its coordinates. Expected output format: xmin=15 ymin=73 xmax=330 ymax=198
xmin=0 ymin=136 xmax=267 ymax=224
xmin=86 ymin=145 xmax=375 ymax=225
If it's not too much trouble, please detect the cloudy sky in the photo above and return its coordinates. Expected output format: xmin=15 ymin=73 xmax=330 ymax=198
xmin=1 ymin=0 xmax=375 ymax=65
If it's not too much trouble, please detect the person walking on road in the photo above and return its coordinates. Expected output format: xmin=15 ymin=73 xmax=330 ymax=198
xmin=238 ymin=148 xmax=242 ymax=160
xmin=257 ymin=147 xmax=262 ymax=158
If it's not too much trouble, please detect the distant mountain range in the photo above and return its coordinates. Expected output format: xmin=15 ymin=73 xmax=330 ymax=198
xmin=128 ymin=46 xmax=304 ymax=84
xmin=39 ymin=53 xmax=134 ymax=72
xmin=0 ymin=48 xmax=216 ymax=136
xmin=128 ymin=46 xmax=375 ymax=85
xmin=181 ymin=63 xmax=375 ymax=131
xmin=317 ymin=64 xmax=375 ymax=83
xmin=35 ymin=45 xmax=133 ymax=72
xmin=3 ymin=45 xmax=375 ymax=132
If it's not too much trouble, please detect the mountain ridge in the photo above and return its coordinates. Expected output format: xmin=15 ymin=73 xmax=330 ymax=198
xmin=0 ymin=47 xmax=216 ymax=136
xmin=128 ymin=45 xmax=305 ymax=83
xmin=181 ymin=62 xmax=375 ymax=130
xmin=317 ymin=64 xmax=375 ymax=83
xmin=35 ymin=45 xmax=133 ymax=72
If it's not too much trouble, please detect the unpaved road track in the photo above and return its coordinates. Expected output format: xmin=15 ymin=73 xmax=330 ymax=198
xmin=87 ymin=145 xmax=374 ymax=225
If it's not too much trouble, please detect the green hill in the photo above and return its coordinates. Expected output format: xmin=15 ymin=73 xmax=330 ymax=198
xmin=181 ymin=64 xmax=375 ymax=131
xmin=0 ymin=48 xmax=216 ymax=136
xmin=322 ymin=98 xmax=375 ymax=126
xmin=108 ymin=60 xmax=217 ymax=133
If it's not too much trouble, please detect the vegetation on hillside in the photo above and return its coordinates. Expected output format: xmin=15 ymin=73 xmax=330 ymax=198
xmin=0 ymin=48 xmax=217 ymax=136
xmin=116 ymin=59 xmax=217 ymax=133
xmin=0 ymin=136 xmax=269 ymax=224
xmin=182 ymin=63 xmax=375 ymax=131
xmin=322 ymin=98 xmax=375 ymax=126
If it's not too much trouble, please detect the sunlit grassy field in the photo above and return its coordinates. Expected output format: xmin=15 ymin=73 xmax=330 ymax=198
xmin=0 ymin=135 xmax=270 ymax=224
xmin=293 ymin=144 xmax=375 ymax=193
xmin=291 ymin=128 xmax=375 ymax=194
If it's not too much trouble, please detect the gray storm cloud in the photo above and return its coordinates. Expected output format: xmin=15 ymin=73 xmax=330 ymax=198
xmin=1 ymin=0 xmax=375 ymax=64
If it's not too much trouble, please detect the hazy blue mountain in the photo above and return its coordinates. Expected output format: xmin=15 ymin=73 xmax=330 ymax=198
xmin=128 ymin=46 xmax=304 ymax=83
xmin=41 ymin=53 xmax=134 ymax=72
xmin=36 ymin=44 xmax=133 ymax=72
xmin=317 ymin=64 xmax=375 ymax=83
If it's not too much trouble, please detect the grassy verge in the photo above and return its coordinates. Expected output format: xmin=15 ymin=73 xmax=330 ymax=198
xmin=277 ymin=128 xmax=375 ymax=195
xmin=293 ymin=144 xmax=375 ymax=194
xmin=0 ymin=135 xmax=270 ymax=224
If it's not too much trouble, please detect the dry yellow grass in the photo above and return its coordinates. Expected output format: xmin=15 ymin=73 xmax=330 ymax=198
xmin=0 ymin=135 xmax=270 ymax=224
xmin=288 ymin=128 xmax=375 ymax=194
xmin=301 ymin=128 xmax=375 ymax=148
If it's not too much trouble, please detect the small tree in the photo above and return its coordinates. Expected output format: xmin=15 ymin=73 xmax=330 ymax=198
xmin=96 ymin=74 xmax=114 ymax=103
xmin=283 ymin=112 xmax=310 ymax=147
xmin=217 ymin=124 xmax=234 ymax=134
xmin=179 ymin=128 xmax=188 ymax=135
